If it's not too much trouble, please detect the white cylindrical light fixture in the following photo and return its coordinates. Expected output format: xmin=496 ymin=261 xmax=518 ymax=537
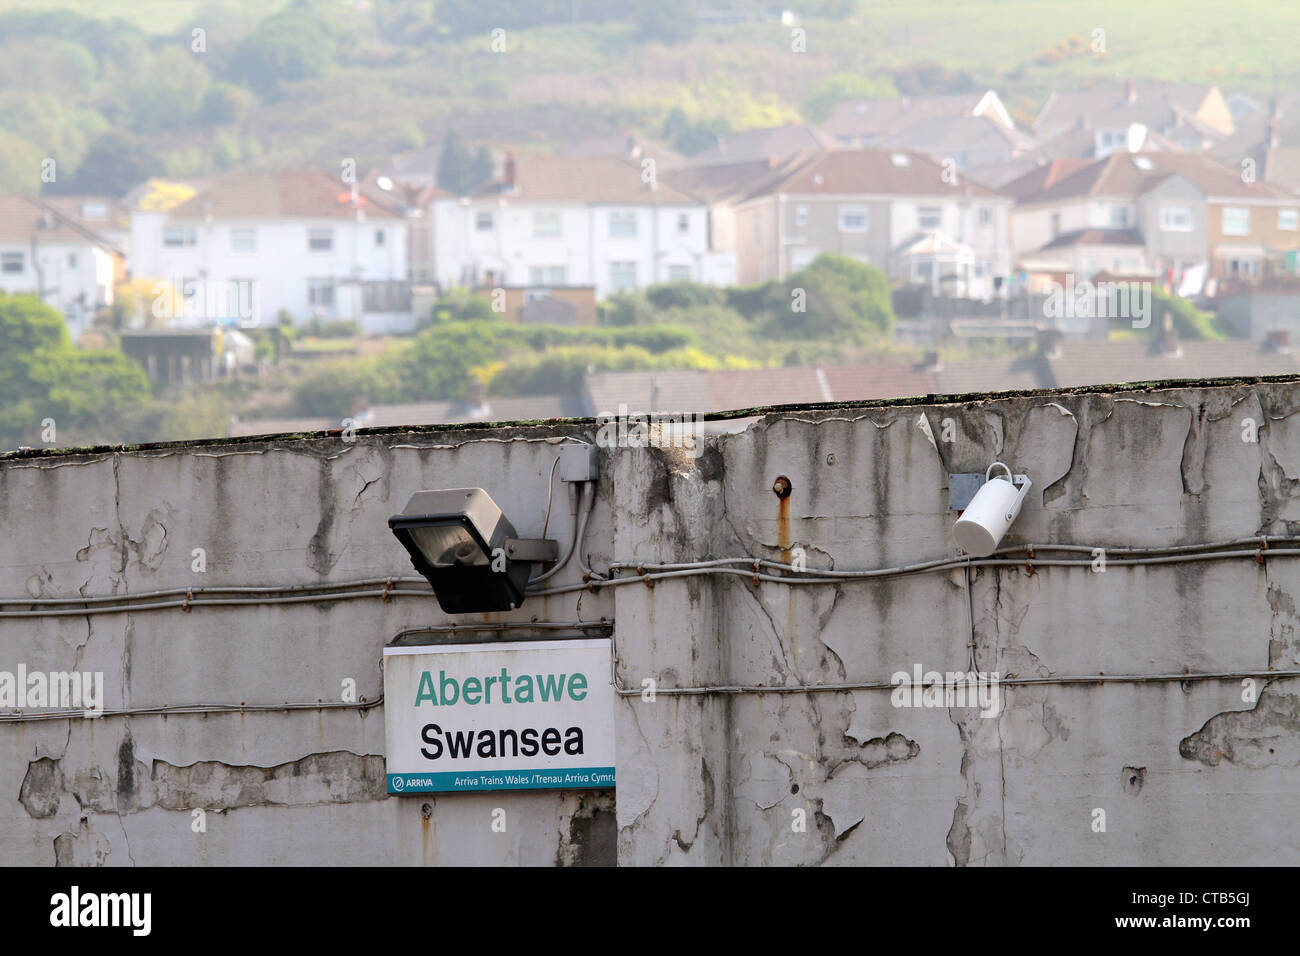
xmin=953 ymin=462 xmax=1032 ymax=557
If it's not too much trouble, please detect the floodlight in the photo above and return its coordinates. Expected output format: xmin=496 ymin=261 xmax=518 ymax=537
xmin=389 ymin=488 xmax=556 ymax=614
xmin=952 ymin=462 xmax=1032 ymax=557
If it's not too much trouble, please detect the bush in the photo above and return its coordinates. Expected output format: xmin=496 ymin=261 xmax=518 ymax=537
xmin=645 ymin=281 xmax=725 ymax=311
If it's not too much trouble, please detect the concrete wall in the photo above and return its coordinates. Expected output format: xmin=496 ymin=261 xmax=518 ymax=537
xmin=4 ymin=378 xmax=1300 ymax=865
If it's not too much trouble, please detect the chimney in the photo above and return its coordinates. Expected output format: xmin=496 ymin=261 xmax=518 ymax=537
xmin=1125 ymin=79 xmax=1137 ymax=105
xmin=1265 ymin=329 xmax=1290 ymax=353
xmin=1036 ymin=328 xmax=1064 ymax=359
xmin=504 ymin=150 xmax=517 ymax=192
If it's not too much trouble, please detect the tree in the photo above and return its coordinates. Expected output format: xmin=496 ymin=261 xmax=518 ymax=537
xmin=0 ymin=293 xmax=150 ymax=448
xmin=633 ymin=0 xmax=696 ymax=44
xmin=436 ymin=132 xmax=493 ymax=196
xmin=226 ymin=11 xmax=335 ymax=98
xmin=55 ymin=130 xmax=163 ymax=198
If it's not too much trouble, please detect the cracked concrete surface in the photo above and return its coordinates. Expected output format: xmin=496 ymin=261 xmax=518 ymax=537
xmin=5 ymin=382 xmax=1300 ymax=864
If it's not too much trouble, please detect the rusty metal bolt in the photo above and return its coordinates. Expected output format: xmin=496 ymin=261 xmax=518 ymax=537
xmin=772 ymin=475 xmax=792 ymax=499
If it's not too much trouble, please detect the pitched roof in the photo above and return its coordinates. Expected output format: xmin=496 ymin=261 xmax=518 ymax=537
xmin=878 ymin=114 xmax=1037 ymax=157
xmin=1045 ymin=340 xmax=1300 ymax=387
xmin=688 ymin=124 xmax=838 ymax=167
xmin=1041 ymin=227 xmax=1145 ymax=249
xmin=585 ymin=362 xmax=940 ymax=415
xmin=561 ymin=131 xmax=687 ymax=171
xmin=475 ymin=155 xmax=699 ymax=204
xmin=1011 ymin=151 xmax=1294 ymax=205
xmin=1001 ymin=158 xmax=1094 ymax=202
xmin=0 ymin=195 xmax=120 ymax=248
xmin=168 ymin=171 xmax=405 ymax=221
xmin=1035 ymin=84 xmax=1223 ymax=136
xmin=742 ymin=149 xmax=1005 ymax=201
xmin=662 ymin=158 xmax=798 ymax=202
xmin=823 ymin=92 xmax=1005 ymax=140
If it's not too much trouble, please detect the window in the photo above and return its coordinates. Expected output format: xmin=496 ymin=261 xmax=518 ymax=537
xmin=529 ymin=265 xmax=566 ymax=285
xmin=609 ymin=261 xmax=637 ymax=292
xmin=668 ymin=264 xmax=691 ymax=282
xmin=475 ymin=211 xmax=494 ymax=231
xmin=308 ymin=228 xmax=333 ymax=252
xmin=307 ymin=279 xmax=335 ymax=308
xmin=790 ymin=247 xmax=819 ymax=270
xmin=1050 ymin=212 xmax=1061 ymax=237
xmin=795 ymin=205 xmax=809 ymax=227
xmin=1159 ymin=206 xmax=1193 ymax=232
xmin=677 ymin=213 xmax=690 ymax=234
xmin=1 ymin=252 xmax=23 ymax=273
xmin=751 ymin=215 xmax=760 ymax=248
xmin=609 ymin=211 xmax=638 ymax=239
xmin=80 ymin=201 xmax=107 ymax=219
xmin=67 ymin=252 xmax=78 ymax=268
xmin=163 ymin=226 xmax=196 ymax=247
xmin=918 ymin=206 xmax=942 ymax=229
xmin=231 ymin=228 xmax=257 ymax=252
xmin=1109 ymin=205 xmax=1131 ymax=228
xmin=1222 ymin=207 xmax=1250 ymax=236
xmin=978 ymin=206 xmax=993 ymax=227
xmin=1279 ymin=209 xmax=1299 ymax=232
xmin=839 ymin=205 xmax=869 ymax=233
xmin=375 ymin=229 xmax=386 ymax=246
xmin=533 ymin=212 xmax=561 ymax=238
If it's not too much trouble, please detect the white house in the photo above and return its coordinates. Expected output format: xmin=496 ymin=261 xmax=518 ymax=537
xmin=432 ymin=154 xmax=734 ymax=299
xmin=0 ymin=195 xmax=121 ymax=338
xmin=129 ymin=171 xmax=411 ymax=332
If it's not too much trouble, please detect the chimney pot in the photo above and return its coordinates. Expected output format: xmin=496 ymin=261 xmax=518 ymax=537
xmin=505 ymin=150 xmax=517 ymax=191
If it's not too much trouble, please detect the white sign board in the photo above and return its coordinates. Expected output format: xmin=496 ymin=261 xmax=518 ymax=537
xmin=383 ymin=638 xmax=616 ymax=794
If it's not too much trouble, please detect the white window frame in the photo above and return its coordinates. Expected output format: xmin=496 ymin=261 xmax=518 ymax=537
xmin=1 ymin=251 xmax=24 ymax=274
xmin=839 ymin=205 xmax=869 ymax=233
xmin=163 ymin=225 xmax=196 ymax=248
xmin=667 ymin=264 xmax=691 ymax=282
xmin=1222 ymin=206 xmax=1250 ymax=236
xmin=609 ymin=211 xmax=638 ymax=239
xmin=918 ymin=206 xmax=942 ymax=230
xmin=307 ymin=228 xmax=333 ymax=252
xmin=529 ymin=265 xmax=566 ymax=285
xmin=609 ymin=261 xmax=637 ymax=292
xmin=676 ymin=213 xmax=690 ymax=234
xmin=475 ymin=211 xmax=494 ymax=232
xmin=533 ymin=211 xmax=561 ymax=239
xmin=307 ymin=278 xmax=335 ymax=308
xmin=1279 ymin=209 xmax=1299 ymax=232
xmin=795 ymin=205 xmax=809 ymax=227
xmin=230 ymin=227 xmax=257 ymax=253
xmin=1159 ymin=206 xmax=1193 ymax=232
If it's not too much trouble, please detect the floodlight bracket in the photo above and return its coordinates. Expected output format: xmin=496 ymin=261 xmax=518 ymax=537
xmin=504 ymin=538 xmax=560 ymax=563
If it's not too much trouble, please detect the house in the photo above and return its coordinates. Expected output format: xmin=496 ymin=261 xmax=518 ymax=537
xmin=129 ymin=170 xmax=412 ymax=332
xmin=726 ymin=149 xmax=1013 ymax=297
xmin=431 ymin=153 xmax=733 ymax=299
xmin=561 ymin=131 xmax=688 ymax=172
xmin=0 ymin=195 xmax=122 ymax=338
xmin=1034 ymin=83 xmax=1236 ymax=158
xmin=822 ymin=90 xmax=1016 ymax=147
xmin=687 ymin=124 xmax=838 ymax=167
xmin=875 ymin=114 xmax=1040 ymax=185
xmin=1007 ymin=151 xmax=1300 ymax=284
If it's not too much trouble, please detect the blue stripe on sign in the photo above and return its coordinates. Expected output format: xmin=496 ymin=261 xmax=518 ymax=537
xmin=388 ymin=767 xmax=616 ymax=793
